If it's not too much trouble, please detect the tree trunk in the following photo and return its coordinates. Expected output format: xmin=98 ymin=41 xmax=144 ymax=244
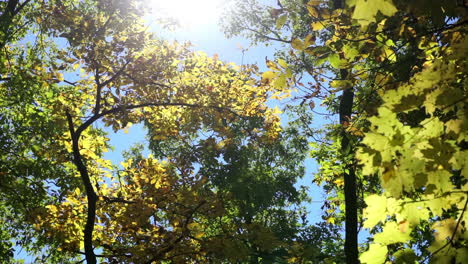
xmin=339 ymin=68 xmax=359 ymax=264
xmin=331 ymin=0 xmax=359 ymax=261
xmin=67 ymin=113 xmax=97 ymax=264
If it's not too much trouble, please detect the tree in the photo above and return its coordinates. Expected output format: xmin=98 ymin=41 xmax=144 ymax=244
xmin=0 ymin=0 xmax=34 ymax=49
xmin=224 ymin=0 xmax=365 ymax=262
xmin=349 ymin=1 xmax=468 ymax=262
xmin=224 ymin=0 xmax=467 ymax=263
xmin=3 ymin=0 xmax=465 ymax=263
xmin=1 ymin=0 xmax=319 ymax=263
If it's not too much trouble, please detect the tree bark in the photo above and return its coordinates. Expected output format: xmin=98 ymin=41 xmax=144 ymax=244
xmin=66 ymin=112 xmax=97 ymax=264
xmin=339 ymin=68 xmax=359 ymax=264
xmin=330 ymin=0 xmax=359 ymax=261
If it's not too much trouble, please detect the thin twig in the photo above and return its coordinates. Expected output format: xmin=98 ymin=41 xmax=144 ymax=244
xmin=423 ymin=195 xmax=468 ymax=262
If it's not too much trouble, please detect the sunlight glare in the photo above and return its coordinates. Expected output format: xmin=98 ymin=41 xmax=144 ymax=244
xmin=148 ymin=0 xmax=225 ymax=30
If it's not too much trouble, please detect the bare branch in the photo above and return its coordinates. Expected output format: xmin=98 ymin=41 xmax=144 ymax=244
xmin=102 ymin=196 xmax=137 ymax=204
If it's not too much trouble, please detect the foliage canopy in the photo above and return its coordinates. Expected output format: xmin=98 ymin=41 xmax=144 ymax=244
xmin=1 ymin=0 xmax=467 ymax=263
xmin=1 ymin=0 xmax=319 ymax=263
xmin=224 ymin=0 xmax=467 ymax=263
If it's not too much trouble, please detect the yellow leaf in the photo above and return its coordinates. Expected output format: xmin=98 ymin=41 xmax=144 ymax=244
xmin=306 ymin=1 xmax=320 ymax=16
xmin=272 ymin=106 xmax=283 ymax=114
xmin=57 ymin=73 xmax=64 ymax=82
xmin=187 ymin=222 xmax=198 ymax=229
xmin=304 ymin=34 xmax=315 ymax=46
xmin=311 ymin=21 xmax=324 ymax=31
xmin=291 ymin=38 xmax=304 ymax=50
xmin=261 ymin=71 xmax=277 ymax=81
xmin=333 ymin=178 xmax=344 ymax=186
xmin=330 ymin=80 xmax=353 ymax=91
xmin=265 ymin=59 xmax=279 ymax=70
xmin=277 ymin=59 xmax=288 ymax=68
xmin=398 ymin=220 xmax=409 ymax=233
xmin=121 ymin=158 xmax=133 ymax=169
xmin=433 ymin=219 xmax=458 ymax=241
xmin=194 ymin=231 xmax=205 ymax=239
xmin=308 ymin=0 xmax=321 ymax=6
xmin=46 ymin=205 xmax=58 ymax=213
xmin=383 ymin=46 xmax=396 ymax=62
xmin=382 ymin=165 xmax=395 ymax=184
xmin=347 ymin=126 xmax=364 ymax=137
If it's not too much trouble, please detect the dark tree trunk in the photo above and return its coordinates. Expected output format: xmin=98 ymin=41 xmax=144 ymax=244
xmin=331 ymin=0 xmax=359 ymax=261
xmin=339 ymin=67 xmax=359 ymax=264
xmin=67 ymin=113 xmax=97 ymax=264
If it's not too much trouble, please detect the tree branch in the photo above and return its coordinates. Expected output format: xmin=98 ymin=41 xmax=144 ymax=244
xmin=144 ymin=201 xmax=207 ymax=264
xmin=423 ymin=196 xmax=468 ymax=262
xmin=66 ymin=111 xmax=98 ymax=264
xmin=239 ymin=26 xmax=291 ymax=44
xmin=76 ymin=101 xmax=240 ymax=137
xmin=102 ymin=196 xmax=136 ymax=204
xmin=99 ymin=58 xmax=133 ymax=89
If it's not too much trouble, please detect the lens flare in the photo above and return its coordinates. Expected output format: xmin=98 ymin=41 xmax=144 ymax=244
xmin=148 ymin=0 xmax=224 ymax=29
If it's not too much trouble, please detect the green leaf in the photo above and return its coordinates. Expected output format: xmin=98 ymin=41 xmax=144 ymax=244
xmin=361 ymin=133 xmax=389 ymax=152
xmin=394 ymin=248 xmax=417 ymax=264
xmin=401 ymin=202 xmax=430 ymax=226
xmin=363 ymin=195 xmax=387 ymax=228
xmin=374 ymin=221 xmax=412 ymax=244
xmin=418 ymin=118 xmax=445 ymax=139
xmin=308 ymin=46 xmax=330 ymax=56
xmin=330 ymin=80 xmax=353 ymax=91
xmin=328 ymin=54 xmax=348 ymax=69
xmin=456 ymin=248 xmax=468 ymax=264
xmin=276 ymin=14 xmax=287 ymax=29
xmin=343 ymin=44 xmax=359 ymax=61
xmin=273 ymin=74 xmax=287 ymax=89
xmin=352 ymin=0 xmax=398 ymax=27
xmin=360 ymin=243 xmax=388 ymax=264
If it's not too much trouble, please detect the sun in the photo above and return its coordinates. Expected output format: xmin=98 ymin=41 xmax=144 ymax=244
xmin=148 ymin=0 xmax=225 ymax=30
